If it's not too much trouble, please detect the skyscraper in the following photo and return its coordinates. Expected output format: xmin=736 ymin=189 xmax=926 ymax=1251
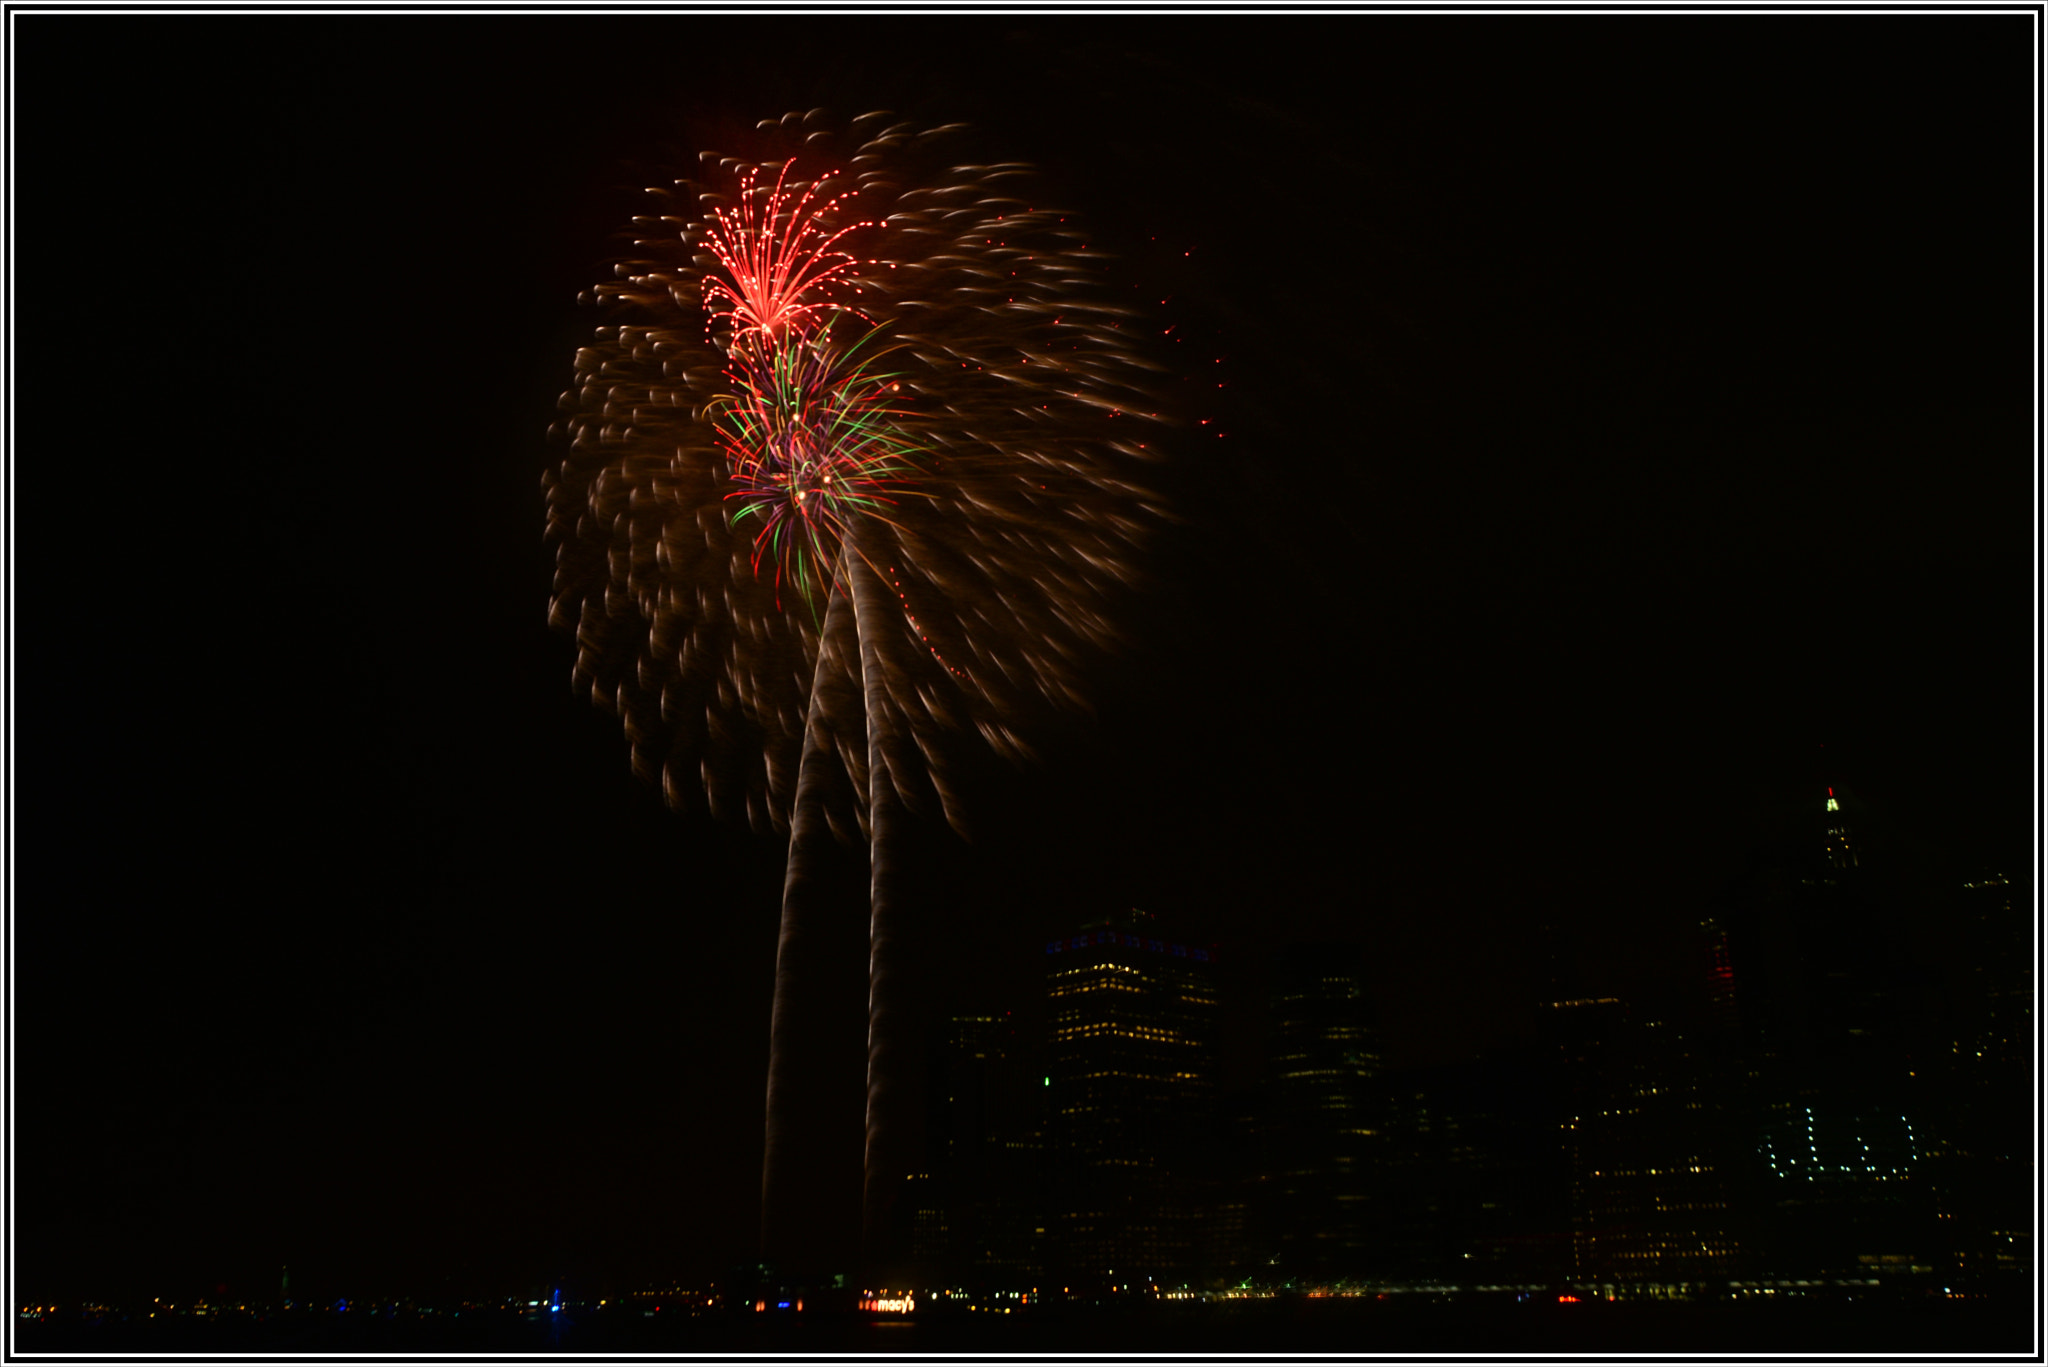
xmin=1043 ymin=910 xmax=1219 ymax=1284
xmin=1550 ymin=998 xmax=1746 ymax=1283
xmin=915 ymin=1013 xmax=1042 ymax=1285
xmin=1707 ymin=782 xmax=1918 ymax=1070
xmin=1704 ymin=777 xmax=1945 ymax=1282
xmin=1919 ymin=867 xmax=2034 ymax=1289
xmin=1952 ymin=870 xmax=2031 ymax=1067
xmin=1257 ymin=943 xmax=1381 ymax=1280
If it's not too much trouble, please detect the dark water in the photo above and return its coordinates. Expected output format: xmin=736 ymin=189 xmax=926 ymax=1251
xmin=16 ymin=1296 xmax=2034 ymax=1356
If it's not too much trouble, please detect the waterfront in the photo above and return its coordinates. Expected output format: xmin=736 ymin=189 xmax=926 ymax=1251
xmin=14 ymin=1290 xmax=2032 ymax=1356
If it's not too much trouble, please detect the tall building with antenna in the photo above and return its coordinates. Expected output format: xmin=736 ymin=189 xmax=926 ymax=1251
xmin=1702 ymin=766 xmax=1951 ymax=1280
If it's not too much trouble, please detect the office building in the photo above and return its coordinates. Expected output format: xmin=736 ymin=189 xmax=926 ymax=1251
xmin=918 ymin=1013 xmax=1043 ymax=1284
xmin=1043 ymin=910 xmax=1219 ymax=1283
xmin=1257 ymin=943 xmax=1382 ymax=1280
xmin=1550 ymin=999 xmax=1746 ymax=1282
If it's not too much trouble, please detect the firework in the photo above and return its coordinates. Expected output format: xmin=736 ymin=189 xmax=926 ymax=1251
xmin=548 ymin=109 xmax=1164 ymax=1263
xmin=713 ymin=323 xmax=923 ymax=612
xmin=701 ymin=161 xmax=875 ymax=352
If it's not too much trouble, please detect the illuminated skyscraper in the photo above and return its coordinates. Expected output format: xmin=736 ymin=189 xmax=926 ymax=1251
xmin=1702 ymin=773 xmax=1951 ymax=1281
xmin=1717 ymin=781 xmax=1908 ymax=1065
xmin=1269 ymin=944 xmax=1380 ymax=1109
xmin=1550 ymin=999 xmax=1746 ymax=1281
xmin=1043 ymin=910 xmax=1219 ymax=1282
xmin=1259 ymin=943 xmax=1381 ymax=1278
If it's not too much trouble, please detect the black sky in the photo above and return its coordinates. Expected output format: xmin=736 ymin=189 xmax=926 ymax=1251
xmin=15 ymin=12 xmax=2036 ymax=1304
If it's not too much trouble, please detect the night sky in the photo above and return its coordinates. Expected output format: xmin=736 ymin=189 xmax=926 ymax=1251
xmin=16 ymin=13 xmax=2035 ymax=1305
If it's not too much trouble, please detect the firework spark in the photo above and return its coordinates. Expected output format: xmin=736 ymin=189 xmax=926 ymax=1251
xmin=714 ymin=324 xmax=923 ymax=612
xmin=701 ymin=160 xmax=875 ymax=352
xmin=548 ymin=108 xmax=1165 ymax=1264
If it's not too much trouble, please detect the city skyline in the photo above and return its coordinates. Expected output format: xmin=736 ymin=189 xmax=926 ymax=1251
xmin=19 ymin=782 xmax=2029 ymax=1311
xmin=14 ymin=7 xmax=2035 ymax=1326
xmin=871 ymin=782 xmax=2031 ymax=1287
